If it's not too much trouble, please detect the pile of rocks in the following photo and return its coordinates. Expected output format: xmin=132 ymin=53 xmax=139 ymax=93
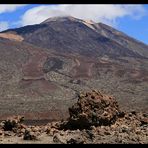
xmin=64 ymin=90 xmax=122 ymax=129
xmin=0 ymin=116 xmax=41 ymax=140
xmin=1 ymin=116 xmax=24 ymax=131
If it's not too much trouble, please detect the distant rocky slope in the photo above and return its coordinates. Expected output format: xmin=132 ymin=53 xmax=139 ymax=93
xmin=0 ymin=16 xmax=148 ymax=120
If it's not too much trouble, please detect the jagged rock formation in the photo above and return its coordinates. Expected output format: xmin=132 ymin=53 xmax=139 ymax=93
xmin=2 ymin=116 xmax=24 ymax=131
xmin=65 ymin=90 xmax=121 ymax=129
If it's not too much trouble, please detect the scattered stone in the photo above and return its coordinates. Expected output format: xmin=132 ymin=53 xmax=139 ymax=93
xmin=140 ymin=118 xmax=148 ymax=126
xmin=131 ymin=111 xmax=137 ymax=115
xmin=104 ymin=131 xmax=111 ymax=135
xmin=67 ymin=137 xmax=85 ymax=144
xmin=118 ymin=111 xmax=125 ymax=118
xmin=23 ymin=130 xmax=38 ymax=140
xmin=4 ymin=131 xmax=12 ymax=137
xmin=53 ymin=133 xmax=66 ymax=144
xmin=0 ymin=130 xmax=3 ymax=136
xmin=31 ymin=126 xmax=39 ymax=132
xmin=85 ymin=130 xmax=95 ymax=140
xmin=45 ymin=127 xmax=51 ymax=135
xmin=120 ymin=125 xmax=129 ymax=133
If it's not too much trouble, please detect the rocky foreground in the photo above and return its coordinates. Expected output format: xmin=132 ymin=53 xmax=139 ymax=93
xmin=0 ymin=90 xmax=147 ymax=144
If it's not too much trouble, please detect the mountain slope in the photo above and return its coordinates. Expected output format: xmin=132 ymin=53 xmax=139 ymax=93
xmin=0 ymin=37 xmax=72 ymax=120
xmin=91 ymin=22 xmax=148 ymax=58
xmin=2 ymin=16 xmax=147 ymax=59
xmin=0 ymin=16 xmax=148 ymax=120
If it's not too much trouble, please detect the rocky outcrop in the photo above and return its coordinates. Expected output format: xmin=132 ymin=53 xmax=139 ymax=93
xmin=2 ymin=116 xmax=24 ymax=131
xmin=23 ymin=129 xmax=38 ymax=140
xmin=65 ymin=90 xmax=122 ymax=129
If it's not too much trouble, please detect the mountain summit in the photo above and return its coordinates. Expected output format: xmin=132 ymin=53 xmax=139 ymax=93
xmin=0 ymin=16 xmax=148 ymax=120
xmin=41 ymin=16 xmax=84 ymax=23
xmin=2 ymin=16 xmax=148 ymax=58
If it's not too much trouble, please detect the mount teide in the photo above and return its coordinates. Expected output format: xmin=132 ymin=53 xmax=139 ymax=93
xmin=0 ymin=16 xmax=148 ymax=120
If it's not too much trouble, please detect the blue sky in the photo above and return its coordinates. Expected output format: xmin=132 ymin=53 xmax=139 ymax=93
xmin=0 ymin=4 xmax=148 ymax=44
xmin=117 ymin=5 xmax=148 ymax=45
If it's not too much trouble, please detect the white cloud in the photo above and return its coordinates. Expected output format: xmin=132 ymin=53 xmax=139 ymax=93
xmin=0 ymin=4 xmax=26 ymax=14
xmin=0 ymin=21 xmax=9 ymax=31
xmin=21 ymin=4 xmax=146 ymax=26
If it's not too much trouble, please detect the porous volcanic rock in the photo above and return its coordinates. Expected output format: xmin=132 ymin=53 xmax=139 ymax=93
xmin=23 ymin=129 xmax=38 ymax=140
xmin=2 ymin=116 xmax=24 ymax=131
xmin=66 ymin=90 xmax=122 ymax=129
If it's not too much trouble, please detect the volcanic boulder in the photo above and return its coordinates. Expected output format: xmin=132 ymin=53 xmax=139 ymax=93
xmin=23 ymin=129 xmax=38 ymax=140
xmin=66 ymin=90 xmax=122 ymax=129
xmin=2 ymin=116 xmax=24 ymax=131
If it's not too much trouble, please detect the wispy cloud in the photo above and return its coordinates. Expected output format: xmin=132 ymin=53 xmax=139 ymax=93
xmin=0 ymin=5 xmax=26 ymax=14
xmin=21 ymin=4 xmax=146 ymax=26
xmin=0 ymin=21 xmax=9 ymax=31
